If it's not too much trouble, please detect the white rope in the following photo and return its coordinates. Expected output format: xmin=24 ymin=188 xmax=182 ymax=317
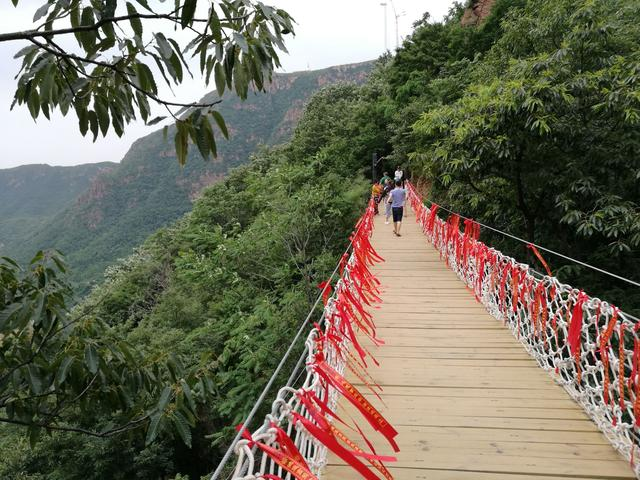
xmin=220 ymin=202 xmax=381 ymax=480
xmin=407 ymin=182 xmax=640 ymax=478
xmin=418 ymin=194 xmax=640 ymax=288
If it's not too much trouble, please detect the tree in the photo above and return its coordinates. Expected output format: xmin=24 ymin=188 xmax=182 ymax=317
xmin=411 ymin=0 xmax=640 ymax=306
xmin=0 ymin=250 xmax=216 ymax=447
xmin=3 ymin=0 xmax=294 ymax=164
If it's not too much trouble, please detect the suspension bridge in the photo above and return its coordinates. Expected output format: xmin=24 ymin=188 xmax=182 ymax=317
xmin=216 ymin=183 xmax=639 ymax=480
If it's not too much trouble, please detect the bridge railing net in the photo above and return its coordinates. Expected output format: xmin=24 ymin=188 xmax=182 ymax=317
xmin=406 ymin=182 xmax=640 ymax=476
xmin=227 ymin=198 xmax=396 ymax=480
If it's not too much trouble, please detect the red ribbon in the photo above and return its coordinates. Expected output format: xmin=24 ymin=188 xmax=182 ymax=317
xmin=526 ymin=243 xmax=552 ymax=276
xmin=236 ymin=424 xmax=317 ymax=480
xmin=317 ymin=280 xmax=333 ymax=306
xmin=567 ymin=292 xmax=588 ymax=356
xmin=313 ymin=361 xmax=399 ymax=452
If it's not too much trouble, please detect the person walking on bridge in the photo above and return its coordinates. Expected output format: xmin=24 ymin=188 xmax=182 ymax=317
xmin=388 ymin=180 xmax=406 ymax=236
xmin=379 ymin=171 xmax=391 ymax=186
xmin=382 ymin=178 xmax=394 ymax=224
xmin=394 ymin=165 xmax=404 ymax=186
xmin=371 ymin=182 xmax=383 ymax=214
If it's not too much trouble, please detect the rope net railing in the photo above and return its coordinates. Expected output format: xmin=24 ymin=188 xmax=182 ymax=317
xmin=224 ymin=198 xmax=400 ymax=480
xmin=406 ymin=181 xmax=640 ymax=476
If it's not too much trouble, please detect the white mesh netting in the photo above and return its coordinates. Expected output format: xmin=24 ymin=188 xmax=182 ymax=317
xmin=227 ymin=199 xmax=391 ymax=480
xmin=407 ymin=181 xmax=640 ymax=477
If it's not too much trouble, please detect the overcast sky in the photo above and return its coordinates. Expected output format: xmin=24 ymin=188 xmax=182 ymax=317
xmin=0 ymin=0 xmax=455 ymax=169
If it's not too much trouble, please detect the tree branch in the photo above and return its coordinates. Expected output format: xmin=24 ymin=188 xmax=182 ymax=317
xmin=1 ymin=13 xmax=196 ymax=43
xmin=0 ymin=11 xmax=253 ymax=43
xmin=0 ymin=414 xmax=149 ymax=437
xmin=29 ymin=38 xmax=223 ymax=110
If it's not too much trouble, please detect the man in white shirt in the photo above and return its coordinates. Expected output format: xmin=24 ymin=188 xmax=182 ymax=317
xmin=394 ymin=166 xmax=403 ymax=183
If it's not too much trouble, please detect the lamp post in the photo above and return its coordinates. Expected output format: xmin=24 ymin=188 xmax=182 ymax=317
xmin=380 ymin=2 xmax=388 ymax=51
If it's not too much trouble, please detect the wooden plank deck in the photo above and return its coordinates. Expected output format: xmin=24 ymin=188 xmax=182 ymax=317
xmin=322 ymin=207 xmax=634 ymax=479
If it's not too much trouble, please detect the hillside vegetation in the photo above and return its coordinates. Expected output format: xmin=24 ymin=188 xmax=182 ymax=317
xmin=0 ymin=163 xmax=114 ymax=254
xmin=2 ymin=0 xmax=640 ymax=478
xmin=2 ymin=62 xmax=372 ymax=295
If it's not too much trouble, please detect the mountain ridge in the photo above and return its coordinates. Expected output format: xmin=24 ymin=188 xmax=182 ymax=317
xmin=1 ymin=60 xmax=374 ymax=293
xmin=0 ymin=162 xmax=116 ymax=254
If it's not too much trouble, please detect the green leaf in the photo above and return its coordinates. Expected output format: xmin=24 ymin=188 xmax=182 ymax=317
xmin=233 ymin=63 xmax=247 ymax=99
xmin=69 ymin=5 xmax=82 ymax=45
xmin=145 ymin=413 xmax=162 ymax=445
xmin=0 ymin=303 xmax=22 ymax=329
xmin=126 ymin=2 xmax=143 ymax=37
xmin=27 ymin=87 xmax=40 ymax=119
xmin=135 ymin=62 xmax=158 ymax=94
xmin=156 ymin=386 xmax=172 ymax=412
xmin=55 ymin=357 xmax=74 ymax=386
xmin=27 ymin=364 xmax=44 ymax=394
xmin=76 ymin=105 xmax=88 ymax=136
xmin=211 ymin=110 xmax=228 ymax=138
xmin=180 ymin=379 xmax=196 ymax=412
xmin=209 ymin=8 xmax=222 ymax=43
xmin=13 ymin=45 xmax=38 ymax=59
xmin=171 ymin=411 xmax=192 ymax=447
xmin=154 ymin=33 xmax=173 ymax=59
xmin=168 ymin=38 xmax=192 ymax=78
xmin=79 ymin=7 xmax=96 ymax=52
xmin=87 ymin=110 xmax=100 ymax=142
xmin=84 ymin=345 xmax=99 ymax=374
xmin=214 ymin=63 xmax=225 ymax=97
xmin=180 ymin=0 xmax=197 ymax=28
xmin=103 ymin=0 xmax=117 ymax=17
xmin=33 ymin=2 xmax=51 ymax=22
xmin=168 ymin=52 xmax=183 ymax=83
xmin=135 ymin=0 xmax=152 ymax=11
xmin=233 ymin=33 xmax=249 ymax=54
xmin=175 ymin=121 xmax=189 ymax=166
xmin=194 ymin=117 xmax=211 ymax=160
xmin=95 ymin=97 xmax=110 ymax=136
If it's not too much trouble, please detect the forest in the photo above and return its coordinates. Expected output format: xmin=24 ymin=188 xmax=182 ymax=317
xmin=2 ymin=0 xmax=640 ymax=478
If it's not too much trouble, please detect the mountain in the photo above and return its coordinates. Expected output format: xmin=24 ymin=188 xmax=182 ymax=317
xmin=3 ymin=61 xmax=373 ymax=293
xmin=0 ymin=162 xmax=115 ymax=253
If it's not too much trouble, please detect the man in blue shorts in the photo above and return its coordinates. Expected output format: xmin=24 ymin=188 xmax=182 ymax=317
xmin=388 ymin=180 xmax=406 ymax=237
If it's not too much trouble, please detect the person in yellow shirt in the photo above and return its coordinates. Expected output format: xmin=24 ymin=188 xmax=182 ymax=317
xmin=371 ymin=183 xmax=383 ymax=214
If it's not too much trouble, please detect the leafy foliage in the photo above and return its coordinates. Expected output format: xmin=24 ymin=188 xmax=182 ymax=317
xmin=0 ymin=250 xmax=213 ymax=448
xmin=1 ymin=80 xmax=374 ymax=478
xmin=5 ymin=0 xmax=294 ymax=164
xmin=410 ymin=0 xmax=640 ymax=307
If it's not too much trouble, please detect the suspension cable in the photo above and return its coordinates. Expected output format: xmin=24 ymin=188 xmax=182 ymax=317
xmin=415 ymin=191 xmax=640 ymax=288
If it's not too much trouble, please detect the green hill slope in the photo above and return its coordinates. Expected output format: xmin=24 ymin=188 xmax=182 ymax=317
xmin=0 ymin=163 xmax=115 ymax=253
xmin=6 ymin=61 xmax=373 ymax=293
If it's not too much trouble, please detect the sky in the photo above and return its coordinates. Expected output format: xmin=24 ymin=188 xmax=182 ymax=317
xmin=0 ymin=0 xmax=456 ymax=169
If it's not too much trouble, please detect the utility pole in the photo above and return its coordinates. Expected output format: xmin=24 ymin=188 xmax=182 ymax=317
xmin=389 ymin=0 xmax=405 ymax=50
xmin=380 ymin=2 xmax=388 ymax=51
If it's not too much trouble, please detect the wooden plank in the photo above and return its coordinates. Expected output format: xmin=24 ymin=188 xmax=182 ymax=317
xmin=322 ymin=208 xmax=634 ymax=479
xmin=323 ymin=466 xmax=632 ymax=480
xmin=345 ymin=394 xmax=590 ymax=419
xmin=349 ymin=385 xmax=573 ymax=400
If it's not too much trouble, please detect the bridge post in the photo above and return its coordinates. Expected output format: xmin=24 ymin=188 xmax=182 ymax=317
xmin=372 ymin=152 xmax=378 ymax=183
